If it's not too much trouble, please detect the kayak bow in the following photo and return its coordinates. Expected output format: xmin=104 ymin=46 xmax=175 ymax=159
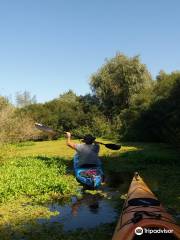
xmin=112 ymin=172 xmax=180 ymax=240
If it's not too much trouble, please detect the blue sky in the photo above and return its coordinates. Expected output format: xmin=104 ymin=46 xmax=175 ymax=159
xmin=0 ymin=0 xmax=180 ymax=103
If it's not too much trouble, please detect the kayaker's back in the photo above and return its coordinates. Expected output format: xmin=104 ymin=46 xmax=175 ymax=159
xmin=75 ymin=143 xmax=101 ymax=167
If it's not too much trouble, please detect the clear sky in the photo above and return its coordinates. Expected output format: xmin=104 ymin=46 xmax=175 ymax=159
xmin=0 ymin=0 xmax=180 ymax=103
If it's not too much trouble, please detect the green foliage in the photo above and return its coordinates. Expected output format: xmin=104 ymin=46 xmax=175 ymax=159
xmin=118 ymin=71 xmax=180 ymax=145
xmin=90 ymin=53 xmax=152 ymax=116
xmin=59 ymin=89 xmax=78 ymax=103
xmin=153 ymin=71 xmax=180 ymax=100
xmin=0 ymin=156 xmax=79 ymax=203
xmin=19 ymin=91 xmax=112 ymax=138
xmin=5 ymin=53 xmax=180 ymax=145
xmin=15 ymin=52 xmax=155 ymax=141
xmin=141 ymin=73 xmax=179 ymax=144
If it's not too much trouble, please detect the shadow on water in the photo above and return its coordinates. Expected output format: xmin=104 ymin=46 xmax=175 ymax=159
xmin=106 ymin=171 xmax=132 ymax=188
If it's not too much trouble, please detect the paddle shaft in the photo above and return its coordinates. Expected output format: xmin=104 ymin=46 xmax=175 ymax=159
xmin=95 ymin=141 xmax=106 ymax=146
xmin=35 ymin=123 xmax=121 ymax=150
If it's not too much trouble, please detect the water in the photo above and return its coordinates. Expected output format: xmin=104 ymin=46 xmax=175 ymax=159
xmin=37 ymin=171 xmax=133 ymax=231
xmin=38 ymin=190 xmax=118 ymax=231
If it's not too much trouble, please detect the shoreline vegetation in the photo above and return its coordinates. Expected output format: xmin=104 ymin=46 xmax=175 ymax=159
xmin=1 ymin=54 xmax=180 ymax=147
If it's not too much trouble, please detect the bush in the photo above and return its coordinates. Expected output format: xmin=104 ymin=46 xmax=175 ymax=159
xmin=0 ymin=104 xmax=39 ymax=143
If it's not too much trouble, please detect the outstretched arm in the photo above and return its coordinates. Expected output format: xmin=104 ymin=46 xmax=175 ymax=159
xmin=66 ymin=132 xmax=76 ymax=150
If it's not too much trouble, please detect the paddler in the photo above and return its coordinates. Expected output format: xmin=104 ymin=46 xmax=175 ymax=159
xmin=65 ymin=132 xmax=101 ymax=168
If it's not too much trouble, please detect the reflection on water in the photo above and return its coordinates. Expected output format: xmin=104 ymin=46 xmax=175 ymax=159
xmin=71 ymin=193 xmax=102 ymax=216
xmin=38 ymin=191 xmax=118 ymax=231
xmin=37 ymin=172 xmax=134 ymax=231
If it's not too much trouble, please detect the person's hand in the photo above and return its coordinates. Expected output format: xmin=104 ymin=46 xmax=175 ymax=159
xmin=66 ymin=132 xmax=71 ymax=138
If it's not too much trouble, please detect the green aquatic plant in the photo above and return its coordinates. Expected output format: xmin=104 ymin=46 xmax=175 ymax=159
xmin=0 ymin=156 xmax=79 ymax=203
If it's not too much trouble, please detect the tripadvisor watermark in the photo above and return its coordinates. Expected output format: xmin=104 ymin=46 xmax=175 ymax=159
xmin=135 ymin=227 xmax=144 ymax=235
xmin=135 ymin=227 xmax=174 ymax=235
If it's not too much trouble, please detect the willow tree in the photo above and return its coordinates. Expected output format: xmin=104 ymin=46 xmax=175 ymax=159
xmin=90 ymin=53 xmax=153 ymax=118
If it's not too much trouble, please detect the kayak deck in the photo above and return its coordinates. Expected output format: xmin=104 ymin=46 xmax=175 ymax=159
xmin=112 ymin=172 xmax=180 ymax=240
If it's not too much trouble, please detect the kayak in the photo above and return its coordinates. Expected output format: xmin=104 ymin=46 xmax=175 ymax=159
xmin=73 ymin=155 xmax=104 ymax=189
xmin=112 ymin=172 xmax=180 ymax=240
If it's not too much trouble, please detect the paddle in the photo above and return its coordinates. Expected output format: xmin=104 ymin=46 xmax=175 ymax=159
xmin=35 ymin=122 xmax=83 ymax=138
xmin=35 ymin=123 xmax=61 ymax=135
xmin=35 ymin=122 xmax=121 ymax=150
xmin=95 ymin=141 xmax=121 ymax=150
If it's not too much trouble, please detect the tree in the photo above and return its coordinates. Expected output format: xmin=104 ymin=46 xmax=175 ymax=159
xmin=0 ymin=104 xmax=38 ymax=143
xmin=16 ymin=91 xmax=36 ymax=108
xmin=153 ymin=71 xmax=180 ymax=100
xmin=90 ymin=53 xmax=153 ymax=117
xmin=59 ymin=90 xmax=78 ymax=103
xmin=122 ymin=71 xmax=180 ymax=145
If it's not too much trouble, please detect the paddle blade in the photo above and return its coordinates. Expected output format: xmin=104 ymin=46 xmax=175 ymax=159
xmin=104 ymin=143 xmax=121 ymax=150
xmin=35 ymin=123 xmax=57 ymax=135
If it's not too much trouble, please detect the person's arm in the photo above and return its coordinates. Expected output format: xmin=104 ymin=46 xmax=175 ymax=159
xmin=66 ymin=132 xmax=76 ymax=150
